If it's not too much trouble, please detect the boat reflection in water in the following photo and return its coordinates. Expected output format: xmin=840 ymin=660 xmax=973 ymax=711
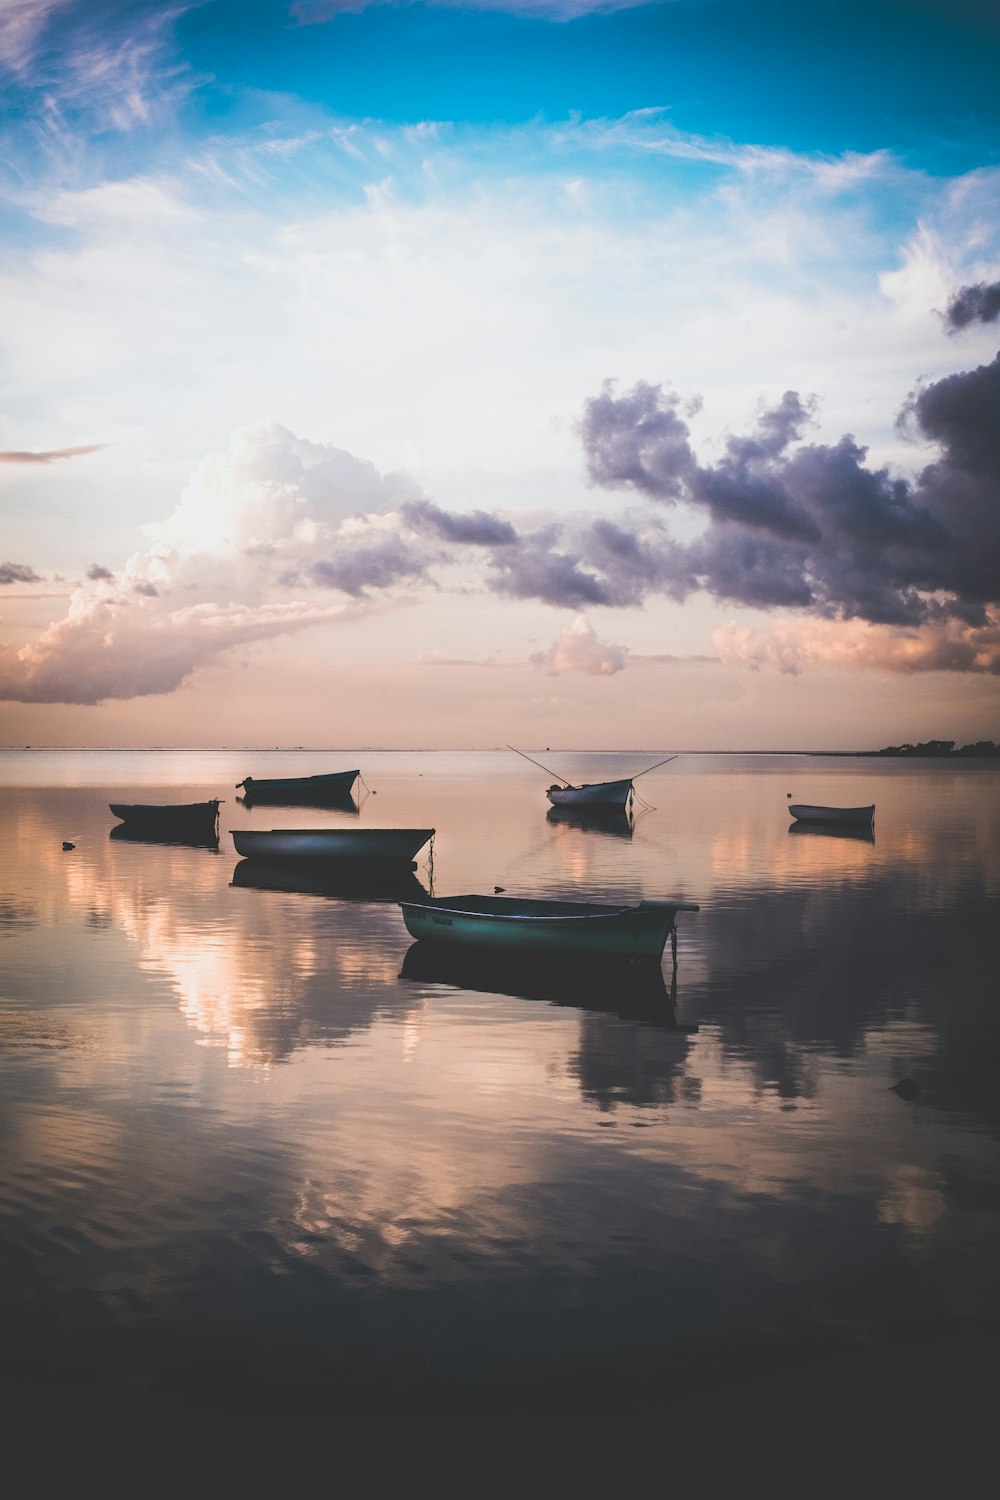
xmin=231 ymin=856 xmax=430 ymax=902
xmin=788 ymin=821 xmax=876 ymax=845
xmin=546 ymin=804 xmax=635 ymax=839
xmin=399 ymin=942 xmax=696 ymax=1029
xmin=109 ymin=822 xmax=220 ymax=851
xmin=237 ymin=789 xmax=359 ymax=815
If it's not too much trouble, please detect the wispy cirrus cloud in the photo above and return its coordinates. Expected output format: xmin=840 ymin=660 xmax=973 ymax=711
xmin=290 ymin=0 xmax=663 ymax=22
xmin=0 ymin=0 xmax=193 ymax=139
xmin=0 ymin=443 xmax=106 ymax=464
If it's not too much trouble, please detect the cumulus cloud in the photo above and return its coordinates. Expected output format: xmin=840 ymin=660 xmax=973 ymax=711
xmin=6 ymin=344 xmax=999 ymax=701
xmin=0 ymin=561 xmax=43 ymax=584
xmin=0 ymin=422 xmax=427 ymax=704
xmin=945 ymin=281 xmax=1000 ymax=331
xmin=0 ymin=444 xmax=106 ymax=463
xmin=575 ymin=356 xmax=1000 ymax=665
xmin=530 ymin=614 xmax=627 ymax=676
xmin=714 ymin=614 xmax=1000 ymax=676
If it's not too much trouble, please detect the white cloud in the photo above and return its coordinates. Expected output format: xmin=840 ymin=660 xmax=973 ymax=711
xmin=712 ymin=614 xmax=1000 ymax=676
xmin=0 ymin=423 xmax=424 ymax=703
xmin=531 ymin=613 xmax=627 ymax=675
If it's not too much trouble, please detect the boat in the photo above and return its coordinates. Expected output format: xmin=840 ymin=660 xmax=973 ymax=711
xmin=234 ymin=770 xmax=360 ymax=804
xmin=398 ymin=892 xmax=698 ymax=959
xmin=109 ymin=799 xmax=221 ymax=837
xmin=508 ymin=745 xmax=677 ymax=810
xmin=399 ymin=943 xmax=697 ymax=1028
xmin=238 ymin=787 xmax=358 ymax=813
xmin=231 ymin=857 xmax=429 ymax=902
xmin=546 ymin=777 xmax=635 ymax=810
xmin=788 ymin=804 xmax=875 ymax=827
xmin=230 ymin=827 xmax=434 ymax=863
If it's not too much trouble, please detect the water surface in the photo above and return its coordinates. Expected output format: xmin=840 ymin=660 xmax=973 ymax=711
xmin=1 ymin=749 xmax=998 ymax=1446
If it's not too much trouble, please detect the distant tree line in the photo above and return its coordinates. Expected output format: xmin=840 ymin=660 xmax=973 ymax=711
xmin=869 ymin=739 xmax=1000 ymax=757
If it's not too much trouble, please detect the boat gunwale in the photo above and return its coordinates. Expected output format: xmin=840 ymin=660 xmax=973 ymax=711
xmin=233 ymin=826 xmax=433 ymax=838
xmin=110 ymin=799 xmax=221 ymax=817
xmin=400 ymin=895 xmax=698 ymax=924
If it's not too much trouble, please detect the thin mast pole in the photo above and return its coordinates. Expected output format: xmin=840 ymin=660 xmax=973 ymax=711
xmin=506 ymin=744 xmax=574 ymax=787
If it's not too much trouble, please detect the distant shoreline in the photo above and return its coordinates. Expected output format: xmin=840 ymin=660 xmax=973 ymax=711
xmin=2 ymin=744 xmax=998 ymax=758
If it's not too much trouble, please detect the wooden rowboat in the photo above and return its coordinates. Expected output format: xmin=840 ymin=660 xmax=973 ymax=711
xmin=788 ymin=803 xmax=875 ymax=827
xmin=110 ymin=799 xmax=221 ymax=836
xmin=234 ymin=770 xmax=360 ymax=804
xmin=508 ymin=746 xmax=677 ymax=811
xmin=398 ymin=892 xmax=698 ymax=959
xmin=546 ymin=777 xmax=635 ymax=810
xmin=230 ymin=827 xmax=434 ymax=863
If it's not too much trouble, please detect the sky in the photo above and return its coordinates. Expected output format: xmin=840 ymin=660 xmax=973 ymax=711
xmin=1 ymin=0 xmax=999 ymax=750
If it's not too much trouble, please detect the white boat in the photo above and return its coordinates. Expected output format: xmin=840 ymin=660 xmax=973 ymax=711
xmin=230 ymin=828 xmax=434 ymax=862
xmin=546 ymin=777 xmax=635 ymax=810
xmin=398 ymin=893 xmax=698 ymax=958
xmin=508 ymin=745 xmax=677 ymax=811
xmin=788 ymin=804 xmax=875 ymax=827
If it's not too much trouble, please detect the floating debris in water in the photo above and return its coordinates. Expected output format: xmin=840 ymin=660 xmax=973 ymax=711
xmin=890 ymin=1077 xmax=921 ymax=1100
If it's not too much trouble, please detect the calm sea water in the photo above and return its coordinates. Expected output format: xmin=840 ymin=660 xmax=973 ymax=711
xmin=1 ymin=749 xmax=998 ymax=1450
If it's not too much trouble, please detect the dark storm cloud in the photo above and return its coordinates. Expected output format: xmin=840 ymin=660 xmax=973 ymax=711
xmin=575 ymin=359 xmax=1000 ymax=639
xmin=580 ymin=380 xmax=695 ymax=500
xmin=0 ymin=561 xmax=42 ymax=584
xmin=0 ymin=444 xmax=106 ymax=464
xmin=487 ymin=529 xmax=618 ymax=608
xmin=309 ymin=537 xmax=428 ymax=596
xmin=402 ymin=498 xmax=518 ymax=546
xmin=86 ymin=564 xmax=114 ymax=580
xmin=945 ymin=282 xmax=1000 ymax=331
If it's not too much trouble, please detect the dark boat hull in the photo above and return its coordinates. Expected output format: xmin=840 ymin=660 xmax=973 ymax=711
xmin=231 ymin=827 xmax=433 ymax=862
xmin=234 ymin=770 xmax=360 ymax=804
xmin=399 ymin=893 xmax=698 ymax=958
